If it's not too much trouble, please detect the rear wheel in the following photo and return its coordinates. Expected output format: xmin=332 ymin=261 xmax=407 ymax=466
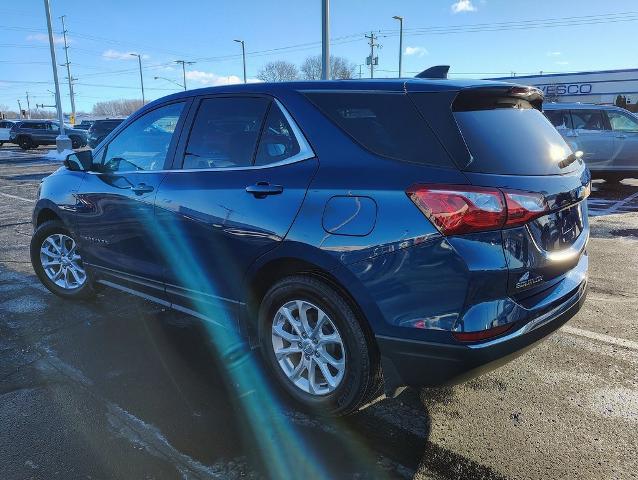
xmin=30 ymin=220 xmax=95 ymax=300
xmin=259 ymin=275 xmax=380 ymax=415
xmin=17 ymin=135 xmax=33 ymax=150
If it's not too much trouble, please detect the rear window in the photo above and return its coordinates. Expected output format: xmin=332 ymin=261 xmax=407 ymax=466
xmin=304 ymin=92 xmax=452 ymax=168
xmin=453 ymin=102 xmax=580 ymax=175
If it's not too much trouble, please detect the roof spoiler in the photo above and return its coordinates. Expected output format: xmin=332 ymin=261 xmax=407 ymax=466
xmin=415 ymin=65 xmax=450 ymax=79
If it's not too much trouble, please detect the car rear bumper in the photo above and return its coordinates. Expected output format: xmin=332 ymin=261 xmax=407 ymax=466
xmin=376 ymin=273 xmax=587 ymax=394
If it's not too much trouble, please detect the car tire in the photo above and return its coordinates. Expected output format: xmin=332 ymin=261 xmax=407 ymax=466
xmin=17 ymin=135 xmax=33 ymax=150
xmin=30 ymin=220 xmax=96 ymax=300
xmin=69 ymin=136 xmax=82 ymax=149
xmin=258 ymin=274 xmax=380 ymax=415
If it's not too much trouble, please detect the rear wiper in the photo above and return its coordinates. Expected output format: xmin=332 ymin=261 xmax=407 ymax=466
xmin=558 ymin=151 xmax=583 ymax=169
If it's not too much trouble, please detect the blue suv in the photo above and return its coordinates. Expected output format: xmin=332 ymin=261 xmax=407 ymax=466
xmin=30 ymin=79 xmax=590 ymax=414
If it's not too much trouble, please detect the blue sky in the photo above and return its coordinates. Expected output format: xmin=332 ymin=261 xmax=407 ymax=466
xmin=1 ymin=0 xmax=637 ymax=112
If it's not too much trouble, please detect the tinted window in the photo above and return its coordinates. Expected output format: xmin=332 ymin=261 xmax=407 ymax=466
xmin=255 ymin=103 xmax=301 ymax=166
xmin=544 ymin=109 xmax=573 ymax=130
xmin=304 ymin=92 xmax=452 ymax=167
xmin=607 ymin=111 xmax=638 ymax=132
xmin=571 ymin=109 xmax=607 ymax=131
xmin=99 ymin=102 xmax=184 ymax=173
xmin=183 ymin=97 xmax=269 ymax=169
xmin=454 ymin=105 xmax=579 ymax=175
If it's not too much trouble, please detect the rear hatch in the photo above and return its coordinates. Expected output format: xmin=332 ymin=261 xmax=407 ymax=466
xmin=408 ymin=83 xmax=590 ymax=298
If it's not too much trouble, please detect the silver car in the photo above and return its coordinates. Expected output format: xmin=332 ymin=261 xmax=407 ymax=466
xmin=0 ymin=120 xmax=16 ymax=146
xmin=544 ymin=103 xmax=638 ymax=181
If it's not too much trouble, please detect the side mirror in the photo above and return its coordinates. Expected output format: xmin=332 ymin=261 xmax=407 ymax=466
xmin=64 ymin=150 xmax=93 ymax=172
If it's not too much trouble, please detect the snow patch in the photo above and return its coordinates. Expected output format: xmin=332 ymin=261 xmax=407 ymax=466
xmin=44 ymin=149 xmax=75 ymax=161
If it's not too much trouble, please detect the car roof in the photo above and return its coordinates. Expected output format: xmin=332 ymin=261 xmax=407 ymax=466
xmin=543 ymin=102 xmax=623 ymax=111
xmin=138 ymin=77 xmax=521 ymax=108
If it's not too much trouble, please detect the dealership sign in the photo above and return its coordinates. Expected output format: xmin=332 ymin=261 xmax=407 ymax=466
xmin=538 ymin=83 xmax=593 ymax=96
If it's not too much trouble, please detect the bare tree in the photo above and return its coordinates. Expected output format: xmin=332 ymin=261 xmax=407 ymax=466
xmin=92 ymin=99 xmax=143 ymax=117
xmin=300 ymin=55 xmax=356 ymax=80
xmin=0 ymin=104 xmax=19 ymax=119
xmin=257 ymin=61 xmax=298 ymax=82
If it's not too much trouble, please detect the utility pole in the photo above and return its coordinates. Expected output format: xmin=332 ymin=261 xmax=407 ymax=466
xmin=365 ymin=32 xmax=380 ymax=78
xmin=234 ymin=40 xmax=246 ymax=84
xmin=130 ymin=53 xmax=145 ymax=104
xmin=17 ymin=99 xmax=23 ymax=119
xmin=358 ymin=64 xmax=363 ymax=79
xmin=392 ymin=15 xmax=404 ymax=78
xmin=44 ymin=0 xmax=70 ymax=152
xmin=321 ymin=0 xmax=330 ymax=80
xmin=175 ymin=60 xmax=194 ymax=91
xmin=59 ymin=15 xmax=76 ymax=125
xmin=25 ymin=92 xmax=31 ymax=119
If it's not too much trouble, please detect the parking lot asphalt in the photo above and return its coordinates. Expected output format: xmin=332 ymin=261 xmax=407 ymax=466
xmin=0 ymin=145 xmax=637 ymax=480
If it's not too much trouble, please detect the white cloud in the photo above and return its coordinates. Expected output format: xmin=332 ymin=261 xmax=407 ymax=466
xmin=102 ymin=49 xmax=150 ymax=61
xmin=451 ymin=0 xmax=477 ymax=13
xmin=27 ymin=33 xmax=66 ymax=44
xmin=404 ymin=46 xmax=428 ymax=57
xmin=547 ymin=51 xmax=562 ymax=56
xmin=555 ymin=60 xmax=570 ymax=66
xmin=185 ymin=70 xmax=261 ymax=86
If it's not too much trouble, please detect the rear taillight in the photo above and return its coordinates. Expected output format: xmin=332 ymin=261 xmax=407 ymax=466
xmin=407 ymin=184 xmax=549 ymax=235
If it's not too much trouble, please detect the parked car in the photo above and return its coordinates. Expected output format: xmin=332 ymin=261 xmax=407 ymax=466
xmin=9 ymin=120 xmax=88 ymax=150
xmin=30 ymin=80 xmax=590 ymax=415
xmin=87 ymin=118 xmax=125 ymax=148
xmin=0 ymin=119 xmax=16 ymax=146
xmin=544 ymin=103 xmax=638 ymax=181
xmin=74 ymin=120 xmax=94 ymax=131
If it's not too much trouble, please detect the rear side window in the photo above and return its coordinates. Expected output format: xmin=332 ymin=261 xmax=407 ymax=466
xmin=571 ymin=109 xmax=607 ymax=131
xmin=183 ymin=97 xmax=270 ymax=169
xmin=544 ymin=109 xmax=573 ymax=130
xmin=304 ymin=92 xmax=452 ymax=167
xmin=447 ymin=93 xmax=580 ymax=176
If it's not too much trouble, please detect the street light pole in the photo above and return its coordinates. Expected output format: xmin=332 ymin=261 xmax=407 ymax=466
xmin=234 ymin=40 xmax=246 ymax=84
xmin=153 ymin=76 xmax=184 ymax=90
xmin=321 ymin=0 xmax=330 ymax=80
xmin=17 ymin=99 xmax=23 ymax=119
xmin=130 ymin=53 xmax=145 ymax=104
xmin=393 ymin=15 xmax=403 ymax=78
xmin=44 ymin=0 xmax=71 ymax=153
xmin=25 ymin=91 xmax=31 ymax=119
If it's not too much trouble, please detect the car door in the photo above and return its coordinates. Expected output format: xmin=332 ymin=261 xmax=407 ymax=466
xmin=154 ymin=95 xmax=318 ymax=323
xmin=0 ymin=121 xmax=11 ymax=141
xmin=74 ymin=100 xmax=189 ymax=298
xmin=605 ymin=109 xmax=638 ymax=172
xmin=569 ymin=109 xmax=615 ymax=171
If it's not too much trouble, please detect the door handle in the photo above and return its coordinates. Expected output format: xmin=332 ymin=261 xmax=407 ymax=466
xmin=616 ymin=134 xmax=627 ymax=139
xmin=131 ymin=183 xmax=154 ymax=195
xmin=245 ymin=181 xmax=283 ymax=198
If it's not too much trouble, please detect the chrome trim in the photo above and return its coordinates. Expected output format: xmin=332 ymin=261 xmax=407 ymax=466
xmin=525 ymin=223 xmax=589 ymax=263
xmin=86 ymin=99 xmax=315 ymax=175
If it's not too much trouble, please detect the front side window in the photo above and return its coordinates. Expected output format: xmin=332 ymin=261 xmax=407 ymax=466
xmin=99 ymin=102 xmax=184 ymax=172
xmin=254 ymin=103 xmax=301 ymax=166
xmin=571 ymin=110 xmax=607 ymax=131
xmin=183 ymin=97 xmax=269 ymax=169
xmin=607 ymin=111 xmax=638 ymax=132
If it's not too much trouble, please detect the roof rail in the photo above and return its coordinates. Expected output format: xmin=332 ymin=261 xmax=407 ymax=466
xmin=415 ymin=65 xmax=450 ymax=79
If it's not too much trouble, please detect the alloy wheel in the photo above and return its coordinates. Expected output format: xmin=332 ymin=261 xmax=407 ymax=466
xmin=271 ymin=300 xmax=346 ymax=396
xmin=40 ymin=233 xmax=86 ymax=290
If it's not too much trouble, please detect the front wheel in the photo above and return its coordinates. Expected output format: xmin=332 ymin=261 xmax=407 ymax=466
xmin=258 ymin=275 xmax=380 ymax=415
xmin=30 ymin=220 xmax=95 ymax=300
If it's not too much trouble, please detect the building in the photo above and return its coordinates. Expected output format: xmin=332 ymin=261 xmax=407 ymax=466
xmin=488 ymin=68 xmax=638 ymax=112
